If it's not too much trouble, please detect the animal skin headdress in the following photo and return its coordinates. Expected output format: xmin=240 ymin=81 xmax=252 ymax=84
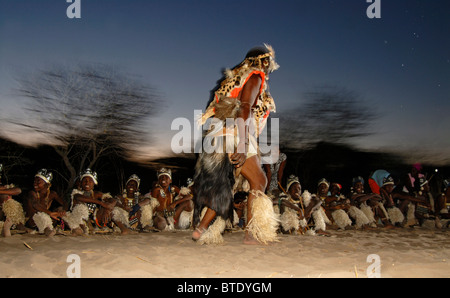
xmin=227 ymin=43 xmax=280 ymax=79
xmin=35 ymin=168 xmax=53 ymax=184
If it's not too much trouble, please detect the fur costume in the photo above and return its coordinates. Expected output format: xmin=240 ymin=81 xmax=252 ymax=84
xmin=112 ymin=207 xmax=130 ymax=227
xmin=387 ymin=206 xmax=405 ymax=225
xmin=312 ymin=208 xmax=331 ymax=232
xmin=2 ymin=199 xmax=25 ymax=226
xmin=197 ymin=207 xmax=227 ymax=245
xmin=193 ymin=45 xmax=279 ymax=243
xmin=139 ymin=197 xmax=159 ymax=228
xmin=62 ymin=203 xmax=89 ymax=231
xmin=406 ymin=203 xmax=417 ymax=226
xmin=331 ymin=209 xmax=352 ymax=230
xmin=279 ymin=193 xmax=302 ymax=232
xmin=245 ymin=190 xmax=279 ymax=244
xmin=173 ymin=187 xmax=194 ymax=230
xmin=280 ymin=207 xmax=300 ymax=232
xmin=348 ymin=206 xmax=371 ymax=229
xmin=33 ymin=212 xmax=53 ymax=233
xmin=360 ymin=203 xmax=376 ymax=225
xmin=178 ymin=210 xmax=194 ymax=230
xmin=300 ymin=191 xmax=330 ymax=232
xmin=164 ymin=216 xmax=175 ymax=231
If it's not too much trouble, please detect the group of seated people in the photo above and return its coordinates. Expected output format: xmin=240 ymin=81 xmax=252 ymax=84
xmin=0 ymin=166 xmax=195 ymax=237
xmin=0 ymin=163 xmax=449 ymax=239
xmin=271 ymin=171 xmax=450 ymax=237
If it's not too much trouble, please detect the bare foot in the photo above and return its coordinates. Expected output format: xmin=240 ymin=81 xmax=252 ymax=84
xmin=44 ymin=227 xmax=56 ymax=237
xmin=315 ymin=229 xmax=331 ymax=237
xmin=382 ymin=222 xmax=396 ymax=229
xmin=2 ymin=218 xmax=13 ymax=237
xmin=192 ymin=227 xmax=206 ymax=241
xmin=120 ymin=228 xmax=138 ymax=235
xmin=71 ymin=227 xmax=84 ymax=236
xmin=243 ymin=232 xmax=260 ymax=245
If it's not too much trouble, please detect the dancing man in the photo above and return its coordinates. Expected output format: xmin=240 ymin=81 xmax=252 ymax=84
xmin=193 ymin=44 xmax=280 ymax=244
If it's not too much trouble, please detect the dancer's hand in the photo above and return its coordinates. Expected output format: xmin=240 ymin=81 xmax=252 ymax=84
xmin=231 ymin=141 xmax=247 ymax=167
xmin=231 ymin=152 xmax=246 ymax=168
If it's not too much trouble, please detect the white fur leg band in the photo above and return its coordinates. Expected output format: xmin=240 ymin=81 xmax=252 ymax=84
xmin=245 ymin=190 xmax=279 ymax=244
xmin=348 ymin=206 xmax=371 ymax=228
xmin=139 ymin=197 xmax=159 ymax=227
xmin=33 ymin=212 xmax=53 ymax=233
xmin=178 ymin=210 xmax=193 ymax=230
xmin=112 ymin=207 xmax=130 ymax=227
xmin=331 ymin=209 xmax=352 ymax=230
xmin=280 ymin=207 xmax=300 ymax=232
xmin=62 ymin=204 xmax=89 ymax=230
xmin=387 ymin=207 xmax=404 ymax=225
xmin=2 ymin=199 xmax=26 ymax=226
xmin=198 ymin=207 xmax=226 ymax=245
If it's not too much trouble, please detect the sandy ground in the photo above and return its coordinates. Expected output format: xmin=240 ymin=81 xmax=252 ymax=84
xmin=1 ymin=225 xmax=449 ymax=279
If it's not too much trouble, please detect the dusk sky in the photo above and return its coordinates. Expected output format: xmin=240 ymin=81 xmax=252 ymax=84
xmin=1 ymin=0 xmax=449 ymax=165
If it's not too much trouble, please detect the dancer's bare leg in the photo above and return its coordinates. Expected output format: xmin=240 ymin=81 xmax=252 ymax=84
xmin=192 ymin=207 xmax=216 ymax=240
xmin=239 ymin=155 xmax=267 ymax=245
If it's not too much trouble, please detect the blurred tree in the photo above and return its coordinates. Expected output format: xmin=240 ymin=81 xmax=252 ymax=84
xmin=12 ymin=63 xmax=159 ymax=194
xmin=0 ymin=138 xmax=33 ymax=185
xmin=280 ymin=86 xmax=377 ymax=150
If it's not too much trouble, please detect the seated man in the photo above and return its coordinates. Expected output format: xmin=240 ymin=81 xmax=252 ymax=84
xmin=0 ymin=164 xmax=26 ymax=237
xmin=318 ymin=179 xmax=352 ymax=230
xmin=151 ymin=168 xmax=180 ymax=231
xmin=24 ymin=169 xmax=65 ymax=237
xmin=131 ymin=168 xmax=180 ymax=231
xmin=116 ymin=174 xmax=145 ymax=229
xmin=413 ymin=177 xmax=442 ymax=228
xmin=370 ymin=169 xmax=429 ymax=227
xmin=350 ymin=176 xmax=392 ymax=228
xmin=170 ymin=178 xmax=194 ymax=230
xmin=278 ymin=175 xmax=322 ymax=234
xmin=435 ymin=179 xmax=450 ymax=220
xmin=64 ymin=169 xmax=131 ymax=235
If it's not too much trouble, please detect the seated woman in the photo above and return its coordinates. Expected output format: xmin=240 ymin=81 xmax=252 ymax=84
xmin=0 ymin=164 xmax=26 ymax=237
xmin=24 ymin=169 xmax=65 ymax=237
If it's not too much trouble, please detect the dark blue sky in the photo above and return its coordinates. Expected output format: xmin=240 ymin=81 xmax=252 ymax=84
xmin=1 ymin=0 xmax=449 ymax=164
